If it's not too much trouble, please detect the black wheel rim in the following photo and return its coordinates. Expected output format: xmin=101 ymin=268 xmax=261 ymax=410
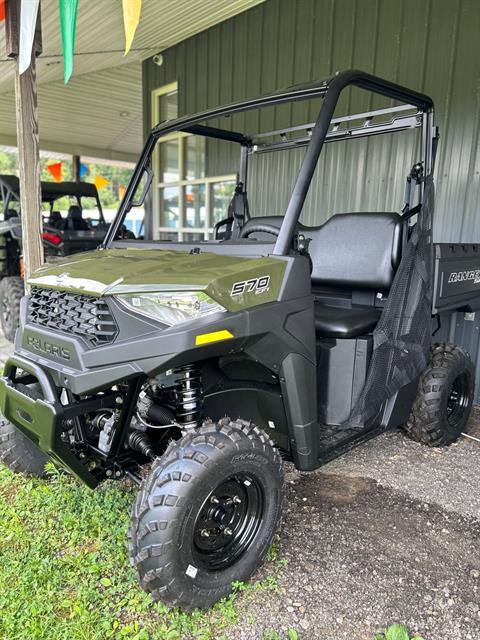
xmin=192 ymin=473 xmax=264 ymax=571
xmin=446 ymin=372 xmax=470 ymax=428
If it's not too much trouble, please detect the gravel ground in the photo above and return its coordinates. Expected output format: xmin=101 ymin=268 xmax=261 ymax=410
xmin=325 ymin=415 xmax=480 ymax=520
xmin=227 ymin=413 xmax=480 ymax=640
xmin=1 ymin=336 xmax=479 ymax=639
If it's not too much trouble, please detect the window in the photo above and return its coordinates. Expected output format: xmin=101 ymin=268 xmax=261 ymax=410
xmin=151 ymin=83 xmax=235 ymax=241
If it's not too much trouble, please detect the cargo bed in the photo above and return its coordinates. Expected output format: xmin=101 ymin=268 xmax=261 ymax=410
xmin=433 ymin=243 xmax=480 ymax=314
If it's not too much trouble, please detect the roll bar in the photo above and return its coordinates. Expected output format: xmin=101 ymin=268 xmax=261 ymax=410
xmin=104 ymin=69 xmax=435 ymax=250
xmin=272 ymin=70 xmax=435 ymax=255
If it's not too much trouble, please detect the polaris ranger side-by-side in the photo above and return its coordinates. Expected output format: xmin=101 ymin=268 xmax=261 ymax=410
xmin=0 ymin=176 xmax=108 ymax=341
xmin=0 ymin=70 xmax=478 ymax=610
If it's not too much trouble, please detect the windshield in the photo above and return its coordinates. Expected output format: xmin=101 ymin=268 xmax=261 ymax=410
xmin=107 ymin=71 xmax=432 ymax=251
xmin=115 ymin=121 xmax=420 ymax=247
xmin=41 ymin=195 xmax=106 ymax=231
xmin=119 ymin=134 xmax=238 ymax=242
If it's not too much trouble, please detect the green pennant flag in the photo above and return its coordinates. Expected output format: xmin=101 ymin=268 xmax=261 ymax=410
xmin=59 ymin=0 xmax=79 ymax=84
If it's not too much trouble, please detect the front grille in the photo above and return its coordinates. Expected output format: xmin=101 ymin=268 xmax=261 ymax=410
xmin=27 ymin=286 xmax=118 ymax=347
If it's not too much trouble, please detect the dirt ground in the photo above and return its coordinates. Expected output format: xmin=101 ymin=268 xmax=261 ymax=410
xmin=228 ymin=416 xmax=480 ymax=640
xmin=1 ymin=336 xmax=479 ymax=639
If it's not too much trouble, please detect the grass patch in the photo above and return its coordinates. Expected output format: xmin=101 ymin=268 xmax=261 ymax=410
xmin=374 ymin=624 xmax=424 ymax=640
xmin=261 ymin=629 xmax=298 ymax=640
xmin=0 ymin=463 xmax=280 ymax=640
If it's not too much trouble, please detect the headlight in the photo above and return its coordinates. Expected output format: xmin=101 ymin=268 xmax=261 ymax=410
xmin=116 ymin=291 xmax=226 ymax=326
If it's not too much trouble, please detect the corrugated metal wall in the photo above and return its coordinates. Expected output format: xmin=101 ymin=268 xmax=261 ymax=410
xmin=143 ymin=0 xmax=480 ymax=398
xmin=143 ymin=0 xmax=480 ymax=240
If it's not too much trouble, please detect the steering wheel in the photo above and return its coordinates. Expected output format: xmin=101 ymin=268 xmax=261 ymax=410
xmin=117 ymin=224 xmax=136 ymax=240
xmin=239 ymin=224 xmax=280 ymax=239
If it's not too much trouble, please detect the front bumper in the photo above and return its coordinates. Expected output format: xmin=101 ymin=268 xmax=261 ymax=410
xmin=0 ymin=355 xmax=99 ymax=487
xmin=4 ymin=280 xmax=317 ymax=481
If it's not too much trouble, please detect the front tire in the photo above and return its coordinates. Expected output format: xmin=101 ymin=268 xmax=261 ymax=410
xmin=403 ymin=343 xmax=475 ymax=446
xmin=128 ymin=419 xmax=283 ymax=610
xmin=0 ymin=276 xmax=24 ymax=342
xmin=0 ymin=416 xmax=49 ymax=476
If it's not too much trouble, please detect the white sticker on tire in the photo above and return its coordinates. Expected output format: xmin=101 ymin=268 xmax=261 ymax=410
xmin=186 ymin=564 xmax=198 ymax=579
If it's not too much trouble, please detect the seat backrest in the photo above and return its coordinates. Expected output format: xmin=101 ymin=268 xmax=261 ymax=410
xmin=67 ymin=205 xmax=88 ymax=231
xmin=241 ymin=212 xmax=403 ymax=293
xmin=304 ymin=212 xmax=403 ymax=292
xmin=48 ymin=210 xmax=62 ymax=228
xmin=5 ymin=208 xmax=19 ymax=220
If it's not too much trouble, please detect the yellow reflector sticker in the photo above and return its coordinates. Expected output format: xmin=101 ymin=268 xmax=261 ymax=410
xmin=195 ymin=329 xmax=234 ymax=346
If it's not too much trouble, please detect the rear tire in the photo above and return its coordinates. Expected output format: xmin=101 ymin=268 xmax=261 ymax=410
xmin=0 ymin=276 xmax=24 ymax=342
xmin=128 ymin=418 xmax=283 ymax=610
xmin=403 ymin=343 xmax=475 ymax=446
xmin=0 ymin=416 xmax=49 ymax=476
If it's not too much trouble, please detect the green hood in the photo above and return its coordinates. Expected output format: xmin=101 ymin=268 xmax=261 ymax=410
xmin=28 ymin=248 xmax=287 ymax=312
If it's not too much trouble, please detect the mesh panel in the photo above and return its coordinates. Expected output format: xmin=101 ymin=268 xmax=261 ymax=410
xmin=27 ymin=287 xmax=118 ymax=347
xmin=341 ymin=175 xmax=434 ymax=428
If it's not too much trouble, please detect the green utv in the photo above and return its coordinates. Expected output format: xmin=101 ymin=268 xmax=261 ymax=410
xmin=0 ymin=176 xmax=109 ymax=342
xmin=0 ymin=70 xmax=477 ymax=610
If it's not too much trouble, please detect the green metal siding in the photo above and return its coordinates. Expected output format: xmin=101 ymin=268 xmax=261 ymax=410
xmin=143 ymin=0 xmax=480 ymax=242
xmin=143 ymin=0 xmax=480 ymax=398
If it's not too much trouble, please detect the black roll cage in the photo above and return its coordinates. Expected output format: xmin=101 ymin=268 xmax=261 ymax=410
xmin=104 ymin=69 xmax=436 ymax=253
xmin=0 ymin=175 xmax=105 ymax=221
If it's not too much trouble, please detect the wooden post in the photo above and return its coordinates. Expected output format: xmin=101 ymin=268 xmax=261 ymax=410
xmin=6 ymin=0 xmax=44 ymax=283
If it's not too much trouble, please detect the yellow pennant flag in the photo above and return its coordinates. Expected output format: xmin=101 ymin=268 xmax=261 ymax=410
xmin=123 ymin=0 xmax=142 ymax=55
xmin=94 ymin=175 xmax=110 ymax=190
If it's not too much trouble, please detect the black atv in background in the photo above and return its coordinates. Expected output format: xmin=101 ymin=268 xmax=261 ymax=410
xmin=0 ymin=175 xmax=108 ymax=341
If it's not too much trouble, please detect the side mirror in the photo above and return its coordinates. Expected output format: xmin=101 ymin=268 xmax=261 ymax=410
xmin=130 ymin=166 xmax=153 ymax=208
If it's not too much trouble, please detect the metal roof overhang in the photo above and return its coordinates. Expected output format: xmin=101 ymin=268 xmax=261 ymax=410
xmin=0 ymin=0 xmax=265 ymax=162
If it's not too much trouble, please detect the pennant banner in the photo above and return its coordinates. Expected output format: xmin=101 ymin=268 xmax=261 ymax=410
xmin=79 ymin=163 xmax=89 ymax=178
xmin=0 ymin=1 xmax=5 ymax=23
xmin=122 ymin=0 xmax=142 ymax=55
xmin=59 ymin=0 xmax=79 ymax=84
xmin=19 ymin=0 xmax=41 ymax=74
xmin=47 ymin=162 xmax=63 ymax=182
xmin=94 ymin=175 xmax=110 ymax=190
xmin=118 ymin=185 xmax=126 ymax=200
